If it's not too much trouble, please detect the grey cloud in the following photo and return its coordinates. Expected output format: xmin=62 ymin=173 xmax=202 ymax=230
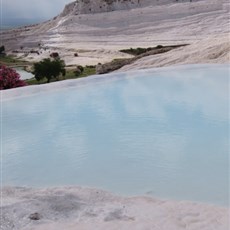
xmin=2 ymin=0 xmax=72 ymax=19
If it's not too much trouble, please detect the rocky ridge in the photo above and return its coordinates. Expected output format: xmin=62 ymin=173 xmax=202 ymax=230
xmin=60 ymin=0 xmax=199 ymax=16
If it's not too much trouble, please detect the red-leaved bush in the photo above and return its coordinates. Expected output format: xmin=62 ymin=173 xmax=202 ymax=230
xmin=0 ymin=65 xmax=27 ymax=90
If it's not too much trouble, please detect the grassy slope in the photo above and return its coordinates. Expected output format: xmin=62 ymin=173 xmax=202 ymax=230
xmin=0 ymin=55 xmax=31 ymax=66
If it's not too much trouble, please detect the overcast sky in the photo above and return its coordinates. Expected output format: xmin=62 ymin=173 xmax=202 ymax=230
xmin=2 ymin=0 xmax=73 ymax=19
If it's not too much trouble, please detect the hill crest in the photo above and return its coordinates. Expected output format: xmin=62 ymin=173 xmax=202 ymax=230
xmin=60 ymin=0 xmax=199 ymax=16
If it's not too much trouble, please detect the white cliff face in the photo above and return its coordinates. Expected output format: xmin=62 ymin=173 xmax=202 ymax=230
xmin=60 ymin=0 xmax=200 ymax=16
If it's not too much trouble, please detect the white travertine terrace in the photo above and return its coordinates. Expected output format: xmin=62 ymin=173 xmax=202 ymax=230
xmin=2 ymin=186 xmax=229 ymax=230
xmin=1 ymin=1 xmax=229 ymax=229
xmin=2 ymin=0 xmax=229 ymax=68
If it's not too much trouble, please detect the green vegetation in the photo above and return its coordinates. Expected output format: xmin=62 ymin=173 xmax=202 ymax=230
xmin=26 ymin=65 xmax=96 ymax=85
xmin=26 ymin=77 xmax=49 ymax=85
xmin=0 ymin=55 xmax=30 ymax=66
xmin=64 ymin=66 xmax=96 ymax=79
xmin=33 ymin=58 xmax=66 ymax=83
xmin=120 ymin=45 xmax=185 ymax=56
xmin=0 ymin=54 xmax=95 ymax=86
xmin=120 ymin=47 xmax=151 ymax=56
xmin=74 ymin=65 xmax=96 ymax=78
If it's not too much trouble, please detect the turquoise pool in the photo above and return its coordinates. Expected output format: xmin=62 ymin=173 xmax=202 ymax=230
xmin=2 ymin=64 xmax=229 ymax=206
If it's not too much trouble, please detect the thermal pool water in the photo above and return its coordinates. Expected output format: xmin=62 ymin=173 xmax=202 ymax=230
xmin=2 ymin=64 xmax=229 ymax=206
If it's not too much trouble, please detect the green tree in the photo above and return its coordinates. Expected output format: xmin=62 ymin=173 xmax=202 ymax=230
xmin=33 ymin=58 xmax=66 ymax=83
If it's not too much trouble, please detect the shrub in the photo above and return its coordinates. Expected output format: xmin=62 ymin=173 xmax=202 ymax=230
xmin=74 ymin=65 xmax=84 ymax=76
xmin=77 ymin=65 xmax=84 ymax=72
xmin=74 ymin=68 xmax=81 ymax=76
xmin=0 ymin=65 xmax=27 ymax=90
xmin=0 ymin=45 xmax=5 ymax=54
xmin=86 ymin=65 xmax=96 ymax=68
xmin=156 ymin=45 xmax=163 ymax=49
xmin=120 ymin=47 xmax=148 ymax=56
xmin=50 ymin=52 xmax=59 ymax=58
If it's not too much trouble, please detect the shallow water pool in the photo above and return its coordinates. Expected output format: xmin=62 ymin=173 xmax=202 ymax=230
xmin=14 ymin=67 xmax=34 ymax=80
xmin=2 ymin=65 xmax=229 ymax=206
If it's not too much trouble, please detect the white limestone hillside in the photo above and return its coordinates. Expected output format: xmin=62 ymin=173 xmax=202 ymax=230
xmin=118 ymin=35 xmax=230 ymax=71
xmin=60 ymin=0 xmax=198 ymax=16
xmin=1 ymin=0 xmax=229 ymax=68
